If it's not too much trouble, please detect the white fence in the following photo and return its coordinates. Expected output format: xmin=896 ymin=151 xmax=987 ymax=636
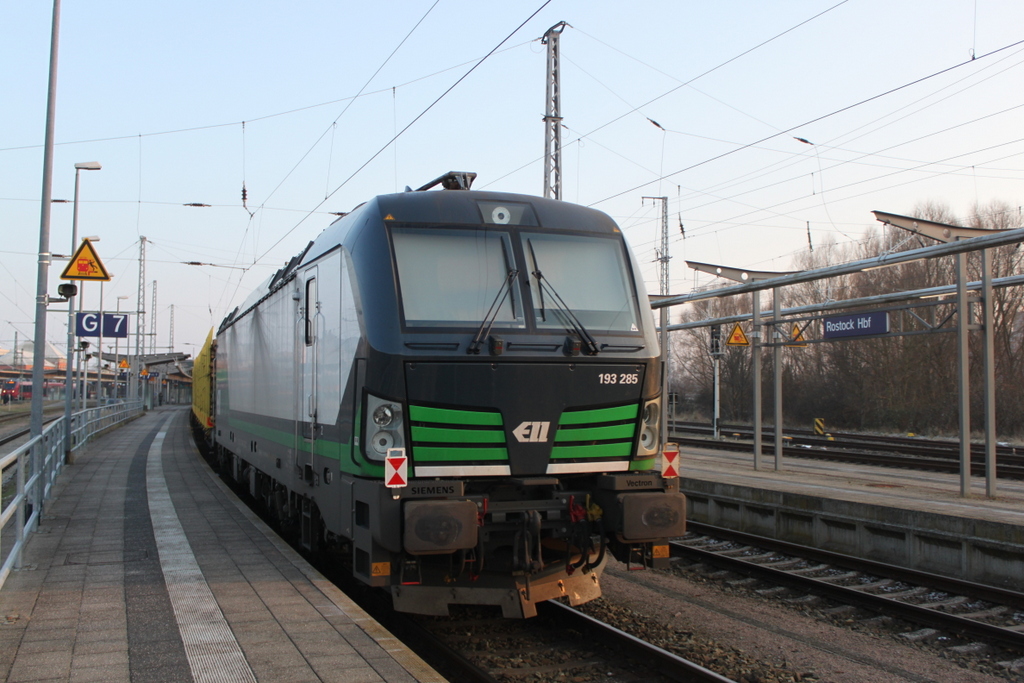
xmin=0 ymin=401 xmax=144 ymax=590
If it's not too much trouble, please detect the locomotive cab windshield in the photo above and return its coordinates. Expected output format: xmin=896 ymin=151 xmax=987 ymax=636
xmin=391 ymin=227 xmax=525 ymax=329
xmin=390 ymin=222 xmax=643 ymax=343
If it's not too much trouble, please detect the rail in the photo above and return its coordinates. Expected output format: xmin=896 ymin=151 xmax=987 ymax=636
xmin=674 ymin=522 xmax=1024 ymax=652
xmin=0 ymin=400 xmax=143 ymax=591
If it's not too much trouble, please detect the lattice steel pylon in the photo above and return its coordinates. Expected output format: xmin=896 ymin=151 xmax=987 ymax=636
xmin=150 ymin=280 xmax=157 ymax=354
xmin=133 ymin=236 xmax=147 ymax=400
xmin=542 ymin=21 xmax=568 ymax=200
xmin=644 ymin=196 xmax=670 ymax=295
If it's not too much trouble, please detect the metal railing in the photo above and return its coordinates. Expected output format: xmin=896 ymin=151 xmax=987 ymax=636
xmin=0 ymin=400 xmax=143 ymax=590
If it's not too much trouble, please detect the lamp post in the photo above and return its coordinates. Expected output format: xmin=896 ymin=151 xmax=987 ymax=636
xmin=75 ymin=235 xmax=100 ymax=411
xmin=115 ymin=295 xmax=128 ymax=399
xmin=685 ymin=260 xmax=795 ymax=471
xmin=29 ymin=0 xmax=62 ymax=443
xmin=95 ymin=277 xmax=104 ymax=405
xmin=63 ymin=163 xmax=100 ymax=463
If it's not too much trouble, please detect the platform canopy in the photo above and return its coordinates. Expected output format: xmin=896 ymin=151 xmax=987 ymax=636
xmin=0 ymin=341 xmax=66 ymax=369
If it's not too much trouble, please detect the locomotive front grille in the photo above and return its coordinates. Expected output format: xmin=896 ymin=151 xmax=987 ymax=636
xmin=551 ymin=403 xmax=638 ymax=461
xmin=408 ymin=402 xmax=639 ymax=467
xmin=409 ymin=405 xmax=509 ymax=464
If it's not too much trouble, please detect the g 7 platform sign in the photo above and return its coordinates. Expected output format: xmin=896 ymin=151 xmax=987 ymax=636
xmin=76 ymin=313 xmax=129 ymax=338
xmin=822 ymin=311 xmax=889 ymax=339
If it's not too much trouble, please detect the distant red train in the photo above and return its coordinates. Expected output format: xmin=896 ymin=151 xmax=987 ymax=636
xmin=0 ymin=379 xmax=63 ymax=402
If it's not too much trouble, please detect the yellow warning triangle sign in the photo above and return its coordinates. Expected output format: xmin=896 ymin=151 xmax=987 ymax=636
xmin=726 ymin=323 xmax=750 ymax=346
xmin=118 ymin=358 xmax=129 ymax=368
xmin=60 ymin=239 xmax=111 ymax=281
xmin=786 ymin=324 xmax=808 ymax=348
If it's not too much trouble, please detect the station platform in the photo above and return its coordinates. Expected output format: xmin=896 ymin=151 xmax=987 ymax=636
xmin=677 ymin=443 xmax=1024 ymax=590
xmin=0 ymin=406 xmax=444 ymax=683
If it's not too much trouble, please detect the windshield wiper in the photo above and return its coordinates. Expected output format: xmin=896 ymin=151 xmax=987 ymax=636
xmin=467 ymin=269 xmax=519 ymax=354
xmin=527 ymin=239 xmax=600 ymax=355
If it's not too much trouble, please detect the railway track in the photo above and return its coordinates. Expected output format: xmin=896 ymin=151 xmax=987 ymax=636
xmin=673 ymin=521 xmax=1024 ymax=666
xmin=0 ymin=415 xmax=63 ymax=449
xmin=0 ymin=401 xmax=65 ymax=421
xmin=308 ymin=544 xmax=741 ymax=682
xmin=388 ymin=601 xmax=738 ymax=683
xmin=669 ymin=422 xmax=1024 ymax=479
xmin=310 ymin=541 xmax=740 ymax=682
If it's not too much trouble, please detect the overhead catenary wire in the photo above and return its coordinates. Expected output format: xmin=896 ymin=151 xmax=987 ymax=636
xmin=576 ymin=105 xmax=1024 ymax=243
xmin=811 ymin=46 xmax=1024 ymax=153
xmin=0 ymin=37 xmax=534 ymax=156
xmin=693 ymin=136 xmax=1024 ymax=239
xmin=572 ymin=27 xmax=784 ymax=134
xmin=633 ymin=136 xmax=1024 ymax=279
xmin=588 ymin=38 xmax=1024 ymax=209
xmin=210 ymin=0 xmax=445 ymax=320
xmin=642 ymin=153 xmax=1023 ymax=291
xmin=561 ymin=44 xmax=1023 ymax=253
xmin=545 ymin=35 xmax=1024 ymax=252
xmin=665 ymin=100 xmax=1024 ymax=236
xmin=676 ymin=47 xmax=1024 ymax=216
xmin=241 ymin=121 xmax=253 ymax=218
xmin=574 ymin=0 xmax=854 ymax=149
xmin=481 ymin=1 xmax=851 ymax=191
xmin=605 ymin=76 xmax=1024 ymax=269
xmin=253 ymin=0 xmax=554 ymax=267
xmin=255 ymin=0 xmax=443 ymax=215
xmin=201 ymin=2 xmax=553 ymax=323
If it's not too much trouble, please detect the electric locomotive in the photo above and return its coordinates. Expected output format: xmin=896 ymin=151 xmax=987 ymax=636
xmin=194 ymin=172 xmax=685 ymax=617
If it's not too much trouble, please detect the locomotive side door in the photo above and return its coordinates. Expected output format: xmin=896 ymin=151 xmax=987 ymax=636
xmin=302 ymin=266 xmax=319 ymax=446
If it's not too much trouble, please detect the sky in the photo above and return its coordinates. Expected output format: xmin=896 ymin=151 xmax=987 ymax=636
xmin=3 ymin=0 xmax=1023 ymax=360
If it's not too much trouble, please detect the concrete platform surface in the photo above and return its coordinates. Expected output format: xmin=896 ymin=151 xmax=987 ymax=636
xmin=0 ymin=406 xmax=444 ymax=683
xmin=679 ymin=443 xmax=1024 ymax=526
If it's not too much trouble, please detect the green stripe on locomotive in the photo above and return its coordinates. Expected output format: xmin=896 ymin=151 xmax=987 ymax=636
xmin=407 ymin=402 xmax=642 ymax=466
xmin=408 ymin=404 xmax=508 ymax=465
xmin=228 ymin=417 xmax=384 ymax=477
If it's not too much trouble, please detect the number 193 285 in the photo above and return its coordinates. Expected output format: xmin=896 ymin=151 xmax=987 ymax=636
xmin=599 ymin=373 xmax=638 ymax=385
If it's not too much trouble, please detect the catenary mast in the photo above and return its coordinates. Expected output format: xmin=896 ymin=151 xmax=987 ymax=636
xmin=542 ymin=22 xmax=567 ymax=200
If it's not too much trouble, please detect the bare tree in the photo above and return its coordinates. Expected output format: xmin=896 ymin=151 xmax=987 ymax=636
xmin=669 ymin=199 xmax=1024 ymax=437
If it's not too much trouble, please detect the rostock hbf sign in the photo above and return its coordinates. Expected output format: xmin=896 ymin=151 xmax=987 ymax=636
xmin=822 ymin=311 xmax=889 ymax=339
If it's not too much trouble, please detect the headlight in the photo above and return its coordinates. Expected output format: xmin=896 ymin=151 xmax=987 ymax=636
xmin=636 ymin=398 xmax=661 ymax=457
xmin=640 ymin=426 xmax=658 ymax=450
xmin=364 ymin=394 xmax=405 ymax=461
xmin=373 ymin=404 xmax=395 ymax=426
xmin=371 ymin=431 xmax=395 ymax=454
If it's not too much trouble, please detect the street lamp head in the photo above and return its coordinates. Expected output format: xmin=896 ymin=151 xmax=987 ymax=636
xmin=83 ymin=236 xmax=100 ymax=242
xmin=74 ymin=161 xmax=101 ymax=171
